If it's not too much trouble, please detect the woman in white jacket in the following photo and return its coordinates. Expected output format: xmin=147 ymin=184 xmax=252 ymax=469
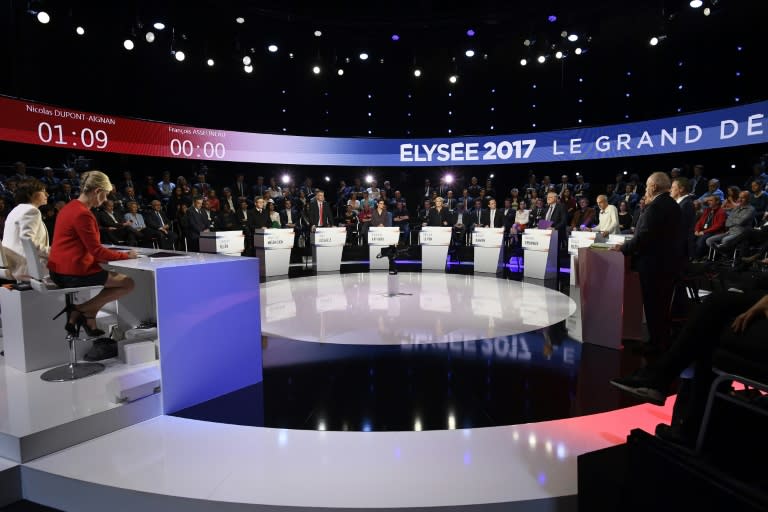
xmin=1 ymin=178 xmax=50 ymax=281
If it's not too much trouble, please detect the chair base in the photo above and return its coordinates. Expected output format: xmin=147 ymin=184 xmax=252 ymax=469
xmin=41 ymin=362 xmax=105 ymax=382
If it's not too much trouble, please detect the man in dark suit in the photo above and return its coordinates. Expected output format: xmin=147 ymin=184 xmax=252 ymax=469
xmin=279 ymin=199 xmax=298 ymax=230
xmin=252 ymin=197 xmax=272 ymax=229
xmin=543 ymin=191 xmax=567 ymax=244
xmin=613 ymin=172 xmax=683 ymax=351
xmin=480 ymin=199 xmax=505 ymax=228
xmin=232 ymin=174 xmax=249 ymax=200
xmin=145 ymin=200 xmax=178 ymax=250
xmin=309 ymin=190 xmax=334 ymax=229
xmin=96 ymin=199 xmax=137 ymax=246
xmin=185 ymin=197 xmax=209 ymax=252
xmin=671 ymin=177 xmax=696 ymax=260
xmin=689 ymin=164 xmax=708 ymax=198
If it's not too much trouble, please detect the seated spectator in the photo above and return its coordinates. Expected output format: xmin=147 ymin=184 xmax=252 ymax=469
xmin=610 ymin=289 xmax=768 ymax=446
xmin=392 ymin=201 xmax=410 ymax=243
xmin=280 ymin=199 xmax=298 ymax=230
xmin=621 ymin=183 xmax=640 ymax=211
xmin=698 ymin=178 xmax=725 ymax=204
xmin=157 ymin=172 xmax=175 ymax=203
xmin=722 ymin=185 xmax=740 ymax=211
xmin=96 ymin=199 xmax=137 ymax=246
xmin=749 ymin=180 xmax=768 ymax=221
xmin=529 ymin=198 xmax=546 ymax=227
xmin=267 ymin=202 xmax=281 ymax=228
xmin=509 ymin=200 xmax=530 ymax=242
xmin=573 ymin=174 xmax=590 ymax=198
xmin=693 ymin=195 xmax=727 ymax=259
xmin=215 ymin=202 xmax=240 ymax=231
xmin=451 ymin=202 xmax=472 ymax=246
xmin=631 ymin=197 xmax=646 ymax=231
xmin=708 ymin=191 xmax=756 ymax=254
xmin=206 ymin=189 xmax=220 ymax=212
xmin=561 ymin=188 xmax=577 ymax=221
xmin=40 ymin=166 xmax=61 ymax=194
xmin=123 ymin=201 xmax=148 ymax=244
xmin=570 ymin=197 xmax=596 ymax=232
xmin=145 ymin=200 xmax=178 ymax=249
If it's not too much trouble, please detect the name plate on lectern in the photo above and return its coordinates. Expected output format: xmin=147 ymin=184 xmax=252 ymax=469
xmin=311 ymin=227 xmax=347 ymax=246
xmin=253 ymin=228 xmax=295 ymax=249
xmin=568 ymin=231 xmax=597 ymax=255
xmin=522 ymin=228 xmax=553 ymax=252
xmin=472 ymin=227 xmax=505 ymax=247
xmin=368 ymin=226 xmax=401 ymax=246
xmin=199 ymin=230 xmax=245 ymax=254
xmin=419 ymin=226 xmax=452 ymax=245
xmin=608 ymin=234 xmax=633 ymax=245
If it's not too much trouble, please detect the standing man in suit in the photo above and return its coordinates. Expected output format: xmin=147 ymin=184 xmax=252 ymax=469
xmin=544 ymin=191 xmax=567 ymax=243
xmin=671 ymin=177 xmax=696 ymax=260
xmin=612 ymin=172 xmax=683 ymax=351
xmin=145 ymin=200 xmax=177 ymax=250
xmin=252 ymin=197 xmax=272 ymax=229
xmin=689 ymin=164 xmax=708 ymax=198
xmin=185 ymin=197 xmax=209 ymax=252
xmin=480 ymin=199 xmax=504 ymax=228
xmin=309 ymin=190 xmax=334 ymax=230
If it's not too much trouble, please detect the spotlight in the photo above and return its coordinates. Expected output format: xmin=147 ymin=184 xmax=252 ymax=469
xmin=207 ymin=58 xmax=215 ymax=66
xmin=391 ymin=34 xmax=400 ymax=41
xmin=520 ymin=58 xmax=528 ymax=66
xmin=312 ymin=65 xmax=321 ymax=74
xmin=465 ymin=49 xmax=475 ymax=57
xmin=548 ymin=15 xmax=557 ymax=22
xmin=75 ymin=26 xmax=85 ymax=36
xmin=524 ymin=39 xmax=533 ymax=46
xmin=537 ymin=55 xmax=546 ymax=63
xmin=281 ymin=174 xmax=290 ymax=184
xmin=567 ymin=34 xmax=578 ymax=42
xmin=574 ymin=47 xmax=583 ymax=55
xmin=314 ymin=30 xmax=322 ymax=37
xmin=145 ymin=31 xmax=155 ymax=43
xmin=365 ymin=175 xmax=373 ymax=184
xmin=555 ymin=51 xmax=563 ymax=59
xmin=466 ymin=29 xmax=475 ymax=37
xmin=413 ymin=68 xmax=422 ymax=77
xmin=704 ymin=7 xmax=711 ymax=15
xmin=449 ymin=75 xmax=458 ymax=84
xmin=489 ymin=174 xmax=495 ymax=178
xmin=650 ymin=36 xmax=659 ymax=46
xmin=324 ymin=176 xmax=331 ymax=182
xmin=174 ymin=50 xmax=185 ymax=62
xmin=235 ymin=17 xmax=245 ymax=24
xmin=337 ymin=68 xmax=344 ymax=76
xmin=153 ymin=22 xmax=165 ymax=30
xmin=444 ymin=174 xmax=454 ymax=184
xmin=268 ymin=44 xmax=278 ymax=53
xmin=36 ymin=11 xmax=50 ymax=24
xmin=123 ymin=39 xmax=135 ymax=50
xmin=359 ymin=52 xmax=369 ymax=60
xmin=690 ymin=0 xmax=703 ymax=7
xmin=243 ymin=56 xmax=251 ymax=65
xmin=244 ymin=65 xmax=253 ymax=73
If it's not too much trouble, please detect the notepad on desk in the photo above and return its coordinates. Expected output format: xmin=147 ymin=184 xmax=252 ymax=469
xmin=146 ymin=252 xmax=192 ymax=260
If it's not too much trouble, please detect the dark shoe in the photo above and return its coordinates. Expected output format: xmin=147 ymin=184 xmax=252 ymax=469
xmin=78 ymin=314 xmax=105 ymax=337
xmin=55 ymin=304 xmax=80 ymax=335
xmin=654 ymin=423 xmax=695 ymax=448
xmin=609 ymin=370 xmax=667 ymax=406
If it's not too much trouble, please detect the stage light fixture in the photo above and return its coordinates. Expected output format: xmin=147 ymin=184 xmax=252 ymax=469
xmin=537 ymin=55 xmax=546 ymax=63
xmin=449 ymin=75 xmax=458 ymax=84
xmin=281 ymin=174 xmax=290 ymax=184
xmin=704 ymin=7 xmax=711 ymax=15
xmin=731 ymin=164 xmax=736 ymax=169
xmin=413 ymin=68 xmax=422 ymax=77
xmin=391 ymin=34 xmax=400 ymax=41
xmin=174 ymin=50 xmax=185 ymax=62
xmin=337 ymin=68 xmax=344 ymax=76
xmin=489 ymin=174 xmax=495 ymax=178
xmin=555 ymin=51 xmax=563 ymax=59
xmin=567 ymin=34 xmax=578 ymax=42
xmin=312 ymin=65 xmax=321 ymax=74
xmin=649 ymin=35 xmax=666 ymax=46
xmin=574 ymin=47 xmax=583 ymax=55
xmin=465 ymin=49 xmax=475 ymax=57
xmin=520 ymin=58 xmax=527 ymax=66
xmin=314 ymin=30 xmax=322 ymax=37
xmin=244 ymin=65 xmax=253 ymax=73
xmin=548 ymin=15 xmax=557 ymax=22
xmin=466 ymin=29 xmax=475 ymax=37
xmin=123 ymin=39 xmax=135 ymax=50
xmin=75 ymin=26 xmax=85 ymax=36
xmin=365 ymin=175 xmax=373 ymax=184
xmin=145 ymin=31 xmax=155 ymax=43
xmin=153 ymin=22 xmax=165 ymax=30
xmin=359 ymin=52 xmax=369 ymax=60
xmin=206 ymin=58 xmax=214 ymax=66
xmin=324 ymin=176 xmax=331 ymax=182
xmin=235 ymin=17 xmax=245 ymax=24
xmin=445 ymin=174 xmax=454 ymax=184
xmin=690 ymin=0 xmax=703 ymax=7
xmin=268 ymin=44 xmax=278 ymax=53
xmin=36 ymin=11 xmax=50 ymax=24
xmin=242 ymin=56 xmax=251 ymax=65
xmin=524 ymin=39 xmax=533 ymax=46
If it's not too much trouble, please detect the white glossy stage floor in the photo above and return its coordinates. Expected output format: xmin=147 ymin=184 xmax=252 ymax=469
xmin=1 ymin=272 xmax=669 ymax=511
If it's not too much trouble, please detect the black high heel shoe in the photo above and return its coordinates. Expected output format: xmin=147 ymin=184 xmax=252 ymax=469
xmin=76 ymin=314 xmax=105 ymax=337
xmin=54 ymin=303 xmax=80 ymax=335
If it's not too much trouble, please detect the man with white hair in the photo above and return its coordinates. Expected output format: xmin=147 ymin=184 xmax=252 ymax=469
xmin=612 ymin=172 xmax=683 ymax=352
xmin=591 ymin=194 xmax=620 ymax=239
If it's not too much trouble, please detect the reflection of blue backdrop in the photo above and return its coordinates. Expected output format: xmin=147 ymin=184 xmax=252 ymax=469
xmin=254 ymin=101 xmax=767 ymax=166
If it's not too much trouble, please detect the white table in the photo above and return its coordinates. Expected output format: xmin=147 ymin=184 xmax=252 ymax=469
xmin=419 ymin=226 xmax=452 ymax=270
xmin=472 ymin=227 xmax=505 ymax=273
xmin=368 ymin=227 xmax=401 ymax=270
xmin=253 ymin=228 xmax=295 ymax=277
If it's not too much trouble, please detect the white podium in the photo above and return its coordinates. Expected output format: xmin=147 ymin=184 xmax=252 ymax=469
xmin=199 ymin=230 xmax=245 ymax=256
xmin=419 ymin=226 xmax=452 ymax=270
xmin=568 ymin=231 xmax=597 ymax=285
xmin=253 ymin=228 xmax=295 ymax=277
xmin=311 ymin=227 xmax=347 ymax=272
xmin=522 ymin=228 xmax=558 ymax=279
xmin=472 ymin=227 xmax=505 ymax=273
xmin=608 ymin=233 xmax=633 ymax=245
xmin=368 ymin=227 xmax=401 ymax=270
